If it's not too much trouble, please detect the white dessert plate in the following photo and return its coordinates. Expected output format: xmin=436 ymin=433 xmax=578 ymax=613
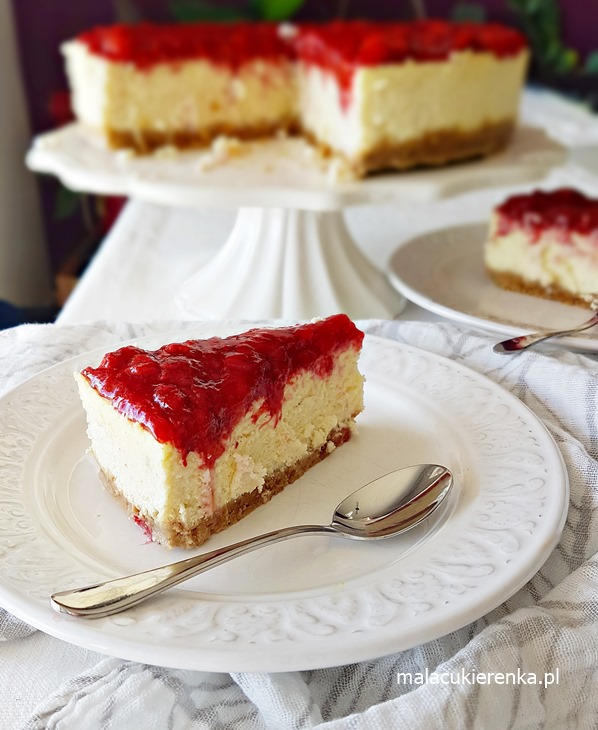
xmin=0 ymin=324 xmax=568 ymax=672
xmin=389 ymin=223 xmax=598 ymax=353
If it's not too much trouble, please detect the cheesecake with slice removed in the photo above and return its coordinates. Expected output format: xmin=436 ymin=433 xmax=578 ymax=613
xmin=61 ymin=19 xmax=528 ymax=175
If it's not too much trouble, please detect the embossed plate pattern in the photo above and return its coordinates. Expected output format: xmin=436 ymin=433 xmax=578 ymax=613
xmin=0 ymin=328 xmax=568 ymax=672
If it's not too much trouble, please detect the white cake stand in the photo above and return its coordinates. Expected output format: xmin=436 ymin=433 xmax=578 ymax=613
xmin=27 ymin=123 xmax=565 ymax=320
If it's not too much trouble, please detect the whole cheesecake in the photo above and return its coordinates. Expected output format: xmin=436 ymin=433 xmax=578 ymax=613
xmin=485 ymin=188 xmax=598 ymax=306
xmin=76 ymin=315 xmax=365 ymax=548
xmin=62 ymin=19 xmax=528 ymax=176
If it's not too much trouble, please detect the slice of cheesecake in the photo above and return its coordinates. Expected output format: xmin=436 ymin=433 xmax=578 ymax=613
xmin=76 ymin=315 xmax=365 ymax=548
xmin=485 ymin=188 xmax=598 ymax=306
xmin=294 ymin=20 xmax=528 ymax=176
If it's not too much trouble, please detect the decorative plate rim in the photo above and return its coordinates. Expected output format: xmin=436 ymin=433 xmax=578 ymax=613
xmin=0 ymin=328 xmax=569 ymax=671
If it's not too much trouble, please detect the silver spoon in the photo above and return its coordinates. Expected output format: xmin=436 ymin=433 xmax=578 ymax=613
xmin=50 ymin=463 xmax=453 ymax=619
xmin=493 ymin=308 xmax=598 ymax=354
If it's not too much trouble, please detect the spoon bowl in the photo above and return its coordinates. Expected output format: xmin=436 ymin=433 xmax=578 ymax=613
xmin=493 ymin=306 xmax=598 ymax=354
xmin=332 ymin=463 xmax=452 ymax=537
xmin=51 ymin=463 xmax=453 ymax=618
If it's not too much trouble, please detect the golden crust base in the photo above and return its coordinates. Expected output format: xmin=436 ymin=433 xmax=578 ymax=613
xmin=304 ymin=118 xmax=515 ymax=176
xmin=104 ymin=118 xmax=515 ymax=175
xmin=98 ymin=423 xmax=353 ymax=549
xmin=486 ymin=267 xmax=596 ymax=307
xmin=357 ymin=119 xmax=514 ymax=175
xmin=107 ymin=119 xmax=299 ymax=154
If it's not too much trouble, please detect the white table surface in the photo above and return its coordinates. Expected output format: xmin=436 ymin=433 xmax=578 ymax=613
xmin=56 ymin=89 xmax=598 ymax=327
xmin=57 ymin=200 xmax=439 ymax=324
xmin=4 ymin=88 xmax=598 ymax=728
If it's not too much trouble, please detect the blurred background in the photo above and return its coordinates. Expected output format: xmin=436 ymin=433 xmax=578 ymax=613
xmin=3 ymin=0 xmax=597 ymax=326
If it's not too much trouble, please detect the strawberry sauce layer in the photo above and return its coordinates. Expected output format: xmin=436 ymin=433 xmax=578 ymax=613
xmin=81 ymin=314 xmax=364 ymax=467
xmin=293 ymin=19 xmax=525 ymax=108
xmin=78 ymin=19 xmax=526 ymax=71
xmin=77 ymin=22 xmax=294 ymax=69
xmin=495 ymin=189 xmax=598 ymax=242
xmin=294 ymin=19 xmax=526 ymax=67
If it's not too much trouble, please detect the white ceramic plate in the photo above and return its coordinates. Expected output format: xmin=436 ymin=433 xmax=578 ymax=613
xmin=0 ymin=326 xmax=568 ymax=672
xmin=389 ymin=223 xmax=598 ymax=353
xmin=26 ymin=123 xmax=565 ymax=211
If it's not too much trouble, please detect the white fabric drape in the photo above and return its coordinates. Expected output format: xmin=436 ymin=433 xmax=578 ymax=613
xmin=1 ymin=317 xmax=597 ymax=729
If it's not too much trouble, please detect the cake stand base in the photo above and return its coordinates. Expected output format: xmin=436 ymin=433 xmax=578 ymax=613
xmin=27 ymin=123 xmax=566 ymax=322
xmin=176 ymin=207 xmax=405 ymax=320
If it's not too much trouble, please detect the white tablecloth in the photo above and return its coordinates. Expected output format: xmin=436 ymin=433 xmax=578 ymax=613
xmin=3 ymin=88 xmax=598 ymax=728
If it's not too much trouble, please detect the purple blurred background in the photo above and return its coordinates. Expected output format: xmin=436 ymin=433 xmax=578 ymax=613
xmin=12 ymin=0 xmax=597 ymax=139
xmin=10 ymin=0 xmax=598 ymax=296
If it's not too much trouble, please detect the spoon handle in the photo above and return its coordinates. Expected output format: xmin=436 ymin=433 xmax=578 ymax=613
xmin=493 ymin=310 xmax=598 ymax=353
xmin=51 ymin=523 xmax=335 ymax=618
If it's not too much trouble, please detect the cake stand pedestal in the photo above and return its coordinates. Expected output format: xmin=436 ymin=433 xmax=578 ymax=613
xmin=26 ymin=124 xmax=566 ymax=321
xmin=177 ymin=207 xmax=400 ymax=319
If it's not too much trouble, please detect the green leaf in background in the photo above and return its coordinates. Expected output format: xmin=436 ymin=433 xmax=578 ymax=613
xmin=249 ymin=0 xmax=306 ymax=21
xmin=553 ymin=48 xmax=579 ymax=74
xmin=169 ymin=0 xmax=250 ymax=22
xmin=451 ymin=3 xmax=487 ymax=23
xmin=584 ymin=52 xmax=598 ymax=75
xmin=507 ymin=0 xmax=580 ymax=75
xmin=169 ymin=0 xmax=305 ymax=23
xmin=54 ymin=184 xmax=81 ymax=221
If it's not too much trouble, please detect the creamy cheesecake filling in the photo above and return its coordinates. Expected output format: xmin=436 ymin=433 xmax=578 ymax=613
xmin=485 ymin=192 xmax=598 ymax=305
xmin=485 ymin=228 xmax=598 ymax=304
xmin=99 ymin=422 xmax=354 ymax=548
xmin=298 ymin=50 xmax=527 ymax=172
xmin=63 ymin=40 xmax=297 ymax=150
